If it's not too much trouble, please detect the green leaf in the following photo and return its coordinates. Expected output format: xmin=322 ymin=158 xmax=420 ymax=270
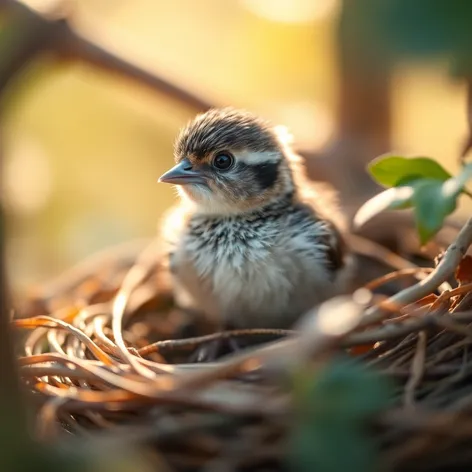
xmin=289 ymin=357 xmax=393 ymax=472
xmin=411 ymin=164 xmax=472 ymax=244
xmin=353 ymin=186 xmax=414 ymax=228
xmin=360 ymin=158 xmax=472 ymax=244
xmin=412 ymin=179 xmax=457 ymax=245
xmin=368 ymin=155 xmax=451 ymax=188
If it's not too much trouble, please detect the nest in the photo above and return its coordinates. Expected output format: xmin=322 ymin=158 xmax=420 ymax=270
xmin=13 ymin=220 xmax=472 ymax=472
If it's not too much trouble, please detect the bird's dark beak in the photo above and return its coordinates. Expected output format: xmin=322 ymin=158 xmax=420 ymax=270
xmin=158 ymin=158 xmax=206 ymax=185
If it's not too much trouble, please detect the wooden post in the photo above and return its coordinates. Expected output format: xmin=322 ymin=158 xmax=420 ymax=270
xmin=305 ymin=0 xmax=392 ymax=216
xmin=0 ymin=109 xmax=34 ymax=472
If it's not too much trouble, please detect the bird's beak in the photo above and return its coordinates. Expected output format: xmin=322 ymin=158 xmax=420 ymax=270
xmin=158 ymin=158 xmax=206 ymax=185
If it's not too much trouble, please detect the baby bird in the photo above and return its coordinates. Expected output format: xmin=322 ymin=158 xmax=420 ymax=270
xmin=158 ymin=108 xmax=351 ymax=331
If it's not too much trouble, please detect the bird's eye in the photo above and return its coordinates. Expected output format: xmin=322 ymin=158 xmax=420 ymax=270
xmin=212 ymin=152 xmax=234 ymax=170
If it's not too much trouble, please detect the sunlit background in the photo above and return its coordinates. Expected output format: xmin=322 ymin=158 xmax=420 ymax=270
xmin=3 ymin=0 xmax=469 ymax=295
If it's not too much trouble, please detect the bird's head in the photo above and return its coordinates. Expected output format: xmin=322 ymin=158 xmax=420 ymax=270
xmin=158 ymin=108 xmax=296 ymax=214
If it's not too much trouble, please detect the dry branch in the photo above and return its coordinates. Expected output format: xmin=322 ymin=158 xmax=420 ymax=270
xmin=362 ymin=217 xmax=472 ymax=327
xmin=461 ymin=77 xmax=472 ymax=161
xmin=1 ymin=0 xmax=215 ymax=111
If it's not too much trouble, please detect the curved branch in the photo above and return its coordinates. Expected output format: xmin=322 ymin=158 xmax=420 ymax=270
xmin=0 ymin=0 xmax=215 ymax=111
xmin=58 ymin=28 xmax=215 ymax=112
xmin=361 ymin=217 xmax=472 ymax=327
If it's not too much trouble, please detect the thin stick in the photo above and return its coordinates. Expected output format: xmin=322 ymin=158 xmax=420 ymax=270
xmin=1 ymin=0 xmax=215 ymax=111
xmin=348 ymin=233 xmax=421 ymax=271
xmin=361 ymin=217 xmax=472 ymax=327
xmin=137 ymin=329 xmax=295 ymax=356
xmin=434 ymin=317 xmax=472 ymax=339
xmin=460 ymin=77 xmax=472 ymax=162
xmin=364 ymin=267 xmax=433 ymax=291
xmin=111 ymin=240 xmax=164 ymax=378
xmin=404 ymin=331 xmax=427 ymax=407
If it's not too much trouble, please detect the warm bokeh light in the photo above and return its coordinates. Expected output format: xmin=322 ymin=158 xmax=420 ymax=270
xmin=4 ymin=139 xmax=52 ymax=215
xmin=241 ymin=0 xmax=340 ymax=23
xmin=270 ymin=102 xmax=335 ymax=149
xmin=20 ymin=0 xmax=72 ymax=19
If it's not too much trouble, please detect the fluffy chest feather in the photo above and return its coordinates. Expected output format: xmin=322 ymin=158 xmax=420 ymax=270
xmin=184 ymin=215 xmax=290 ymax=303
xmin=169 ymin=203 xmax=339 ymax=328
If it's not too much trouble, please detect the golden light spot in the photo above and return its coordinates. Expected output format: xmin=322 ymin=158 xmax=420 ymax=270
xmin=316 ymin=296 xmax=363 ymax=337
xmin=241 ymin=0 xmax=340 ymax=24
xmin=242 ymin=357 xmax=262 ymax=372
xmin=270 ymin=102 xmax=335 ymax=150
xmin=20 ymin=0 xmax=72 ymax=20
xmin=352 ymin=288 xmax=373 ymax=306
xmin=4 ymin=139 xmax=53 ymax=215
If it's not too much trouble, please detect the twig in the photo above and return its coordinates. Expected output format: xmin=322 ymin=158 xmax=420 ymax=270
xmin=434 ymin=317 xmax=472 ymax=339
xmin=453 ymin=291 xmax=472 ymax=312
xmin=137 ymin=329 xmax=295 ymax=356
xmin=0 ymin=1 xmax=61 ymax=94
xmin=348 ymin=234 xmax=419 ymax=271
xmin=423 ymin=348 xmax=469 ymax=401
xmin=404 ymin=331 xmax=427 ymax=407
xmin=344 ymin=316 xmax=436 ymax=347
xmin=59 ymin=28 xmax=214 ymax=112
xmin=1 ymin=0 xmax=215 ymax=111
xmin=14 ymin=315 xmax=117 ymax=365
xmin=343 ymin=310 xmax=472 ymax=348
xmin=361 ymin=217 xmax=472 ymax=327
xmin=364 ymin=267 xmax=433 ymax=291
xmin=111 ymin=240 xmax=163 ymax=379
xmin=460 ymin=77 xmax=472 ymax=162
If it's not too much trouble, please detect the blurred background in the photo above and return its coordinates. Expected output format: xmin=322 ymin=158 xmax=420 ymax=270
xmin=3 ymin=0 xmax=471 ymax=296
